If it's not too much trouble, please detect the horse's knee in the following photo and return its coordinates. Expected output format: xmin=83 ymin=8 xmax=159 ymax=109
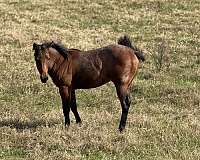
xmin=125 ymin=94 xmax=131 ymax=106
xmin=122 ymin=105 xmax=129 ymax=112
xmin=121 ymin=95 xmax=130 ymax=113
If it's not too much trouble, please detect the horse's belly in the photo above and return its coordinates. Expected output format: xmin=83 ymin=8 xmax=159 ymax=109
xmin=73 ymin=76 xmax=110 ymax=89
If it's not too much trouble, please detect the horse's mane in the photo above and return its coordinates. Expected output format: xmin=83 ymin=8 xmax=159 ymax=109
xmin=42 ymin=42 xmax=69 ymax=59
xmin=51 ymin=42 xmax=69 ymax=58
xmin=68 ymin=48 xmax=81 ymax=52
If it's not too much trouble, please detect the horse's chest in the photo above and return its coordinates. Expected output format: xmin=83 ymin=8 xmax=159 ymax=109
xmin=50 ymin=76 xmax=65 ymax=87
xmin=49 ymin=73 xmax=71 ymax=87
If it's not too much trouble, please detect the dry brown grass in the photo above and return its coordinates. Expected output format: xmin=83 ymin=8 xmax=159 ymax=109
xmin=0 ymin=0 xmax=200 ymax=159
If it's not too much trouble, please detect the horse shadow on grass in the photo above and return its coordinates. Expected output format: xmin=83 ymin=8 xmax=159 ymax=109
xmin=0 ymin=118 xmax=61 ymax=130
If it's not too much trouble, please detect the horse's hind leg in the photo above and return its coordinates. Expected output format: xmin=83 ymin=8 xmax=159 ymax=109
xmin=115 ymin=82 xmax=131 ymax=132
xmin=70 ymin=90 xmax=81 ymax=123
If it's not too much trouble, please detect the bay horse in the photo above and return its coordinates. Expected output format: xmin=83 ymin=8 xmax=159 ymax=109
xmin=33 ymin=35 xmax=145 ymax=132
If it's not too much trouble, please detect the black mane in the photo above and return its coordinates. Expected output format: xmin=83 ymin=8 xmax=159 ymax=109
xmin=43 ymin=42 xmax=69 ymax=59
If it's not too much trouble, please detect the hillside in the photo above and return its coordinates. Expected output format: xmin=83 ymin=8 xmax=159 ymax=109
xmin=0 ymin=0 xmax=200 ymax=159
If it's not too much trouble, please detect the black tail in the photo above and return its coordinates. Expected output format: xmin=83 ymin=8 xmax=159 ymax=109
xmin=118 ymin=35 xmax=145 ymax=62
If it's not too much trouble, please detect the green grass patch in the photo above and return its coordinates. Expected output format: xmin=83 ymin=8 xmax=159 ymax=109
xmin=0 ymin=148 xmax=26 ymax=159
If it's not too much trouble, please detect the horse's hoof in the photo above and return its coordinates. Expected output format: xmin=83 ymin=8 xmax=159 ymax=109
xmin=76 ymin=120 xmax=82 ymax=124
xmin=77 ymin=121 xmax=82 ymax=127
xmin=119 ymin=127 xmax=125 ymax=133
xmin=64 ymin=122 xmax=70 ymax=128
xmin=64 ymin=125 xmax=69 ymax=131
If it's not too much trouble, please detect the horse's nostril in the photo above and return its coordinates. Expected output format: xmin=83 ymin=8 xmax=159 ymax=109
xmin=40 ymin=75 xmax=48 ymax=83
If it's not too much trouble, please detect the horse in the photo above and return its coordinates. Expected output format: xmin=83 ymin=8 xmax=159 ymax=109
xmin=33 ymin=35 xmax=145 ymax=132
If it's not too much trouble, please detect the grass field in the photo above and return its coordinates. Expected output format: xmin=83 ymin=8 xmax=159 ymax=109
xmin=0 ymin=0 xmax=200 ymax=159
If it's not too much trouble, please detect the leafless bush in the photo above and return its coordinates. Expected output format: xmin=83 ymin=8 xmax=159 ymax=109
xmin=152 ymin=39 xmax=170 ymax=72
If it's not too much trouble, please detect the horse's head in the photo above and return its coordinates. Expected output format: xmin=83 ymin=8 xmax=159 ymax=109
xmin=33 ymin=42 xmax=53 ymax=83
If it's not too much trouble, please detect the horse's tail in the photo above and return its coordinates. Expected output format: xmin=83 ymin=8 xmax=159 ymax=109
xmin=118 ymin=35 xmax=145 ymax=62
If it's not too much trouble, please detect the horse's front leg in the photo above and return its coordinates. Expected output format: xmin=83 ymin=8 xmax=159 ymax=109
xmin=59 ymin=86 xmax=71 ymax=126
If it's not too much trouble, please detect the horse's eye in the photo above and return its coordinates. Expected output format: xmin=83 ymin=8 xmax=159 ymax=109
xmin=35 ymin=54 xmax=41 ymax=61
xmin=36 ymin=57 xmax=40 ymax=61
xmin=34 ymin=50 xmax=42 ymax=60
xmin=35 ymin=59 xmax=42 ymax=68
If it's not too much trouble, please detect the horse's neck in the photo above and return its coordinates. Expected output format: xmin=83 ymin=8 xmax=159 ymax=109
xmin=48 ymin=51 xmax=65 ymax=75
xmin=48 ymin=51 xmax=72 ymax=86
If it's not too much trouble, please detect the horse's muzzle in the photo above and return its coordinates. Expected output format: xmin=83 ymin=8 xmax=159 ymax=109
xmin=40 ymin=75 xmax=48 ymax=83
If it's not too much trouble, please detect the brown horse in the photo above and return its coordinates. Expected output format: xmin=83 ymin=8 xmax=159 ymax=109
xmin=33 ymin=35 xmax=145 ymax=132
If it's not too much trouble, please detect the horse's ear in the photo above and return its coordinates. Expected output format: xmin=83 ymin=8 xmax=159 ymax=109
xmin=41 ymin=44 xmax=45 ymax=50
xmin=33 ymin=43 xmax=38 ymax=51
xmin=50 ymin=41 xmax=54 ymax=47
